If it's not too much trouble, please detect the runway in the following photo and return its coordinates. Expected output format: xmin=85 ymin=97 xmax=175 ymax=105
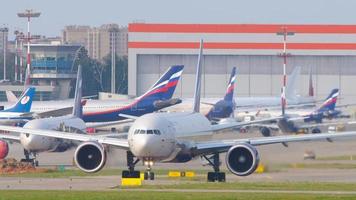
xmin=3 ymin=130 xmax=356 ymax=192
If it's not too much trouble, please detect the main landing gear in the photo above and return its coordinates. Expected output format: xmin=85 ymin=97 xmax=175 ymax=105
xmin=20 ymin=149 xmax=39 ymax=167
xmin=122 ymin=151 xmax=140 ymax=178
xmin=203 ymin=153 xmax=226 ymax=182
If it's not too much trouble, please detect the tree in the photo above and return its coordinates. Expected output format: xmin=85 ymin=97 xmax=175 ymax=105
xmin=102 ymin=54 xmax=128 ymax=94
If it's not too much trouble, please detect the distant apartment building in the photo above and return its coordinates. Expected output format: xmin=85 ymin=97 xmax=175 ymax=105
xmin=62 ymin=24 xmax=128 ymax=60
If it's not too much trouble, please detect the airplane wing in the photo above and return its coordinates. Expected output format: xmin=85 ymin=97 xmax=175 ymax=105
xmin=0 ymin=133 xmax=21 ymax=143
xmin=211 ymin=116 xmax=282 ymax=132
xmin=0 ymin=125 xmax=129 ymax=149
xmin=86 ymin=119 xmax=134 ymax=129
xmin=35 ymin=107 xmax=74 ymax=118
xmin=193 ymin=131 xmax=356 ymax=156
xmin=118 ymin=114 xmax=139 ymax=120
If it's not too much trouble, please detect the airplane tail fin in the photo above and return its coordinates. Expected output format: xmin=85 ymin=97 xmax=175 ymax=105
xmin=24 ymin=65 xmax=31 ymax=90
xmin=3 ymin=87 xmax=35 ymax=113
xmin=137 ymin=65 xmax=184 ymax=102
xmin=316 ymin=88 xmax=339 ymax=112
xmin=285 ymin=66 xmax=301 ymax=100
xmin=223 ymin=67 xmax=237 ymax=102
xmin=308 ymin=67 xmax=314 ymax=97
xmin=192 ymin=40 xmax=203 ymax=113
xmin=72 ymin=65 xmax=83 ymax=118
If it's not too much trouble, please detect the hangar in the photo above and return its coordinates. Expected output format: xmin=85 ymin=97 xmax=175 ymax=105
xmin=128 ymin=23 xmax=356 ymax=103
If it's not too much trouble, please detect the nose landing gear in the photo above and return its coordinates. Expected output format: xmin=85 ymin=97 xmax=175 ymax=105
xmin=143 ymin=159 xmax=155 ymax=180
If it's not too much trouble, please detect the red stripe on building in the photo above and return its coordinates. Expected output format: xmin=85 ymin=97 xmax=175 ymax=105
xmin=129 ymin=24 xmax=356 ymax=34
xmin=128 ymin=42 xmax=356 ymax=50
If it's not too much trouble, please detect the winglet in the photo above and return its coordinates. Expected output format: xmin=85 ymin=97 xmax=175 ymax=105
xmin=72 ymin=65 xmax=83 ymax=118
xmin=192 ymin=40 xmax=203 ymax=113
xmin=308 ymin=67 xmax=314 ymax=97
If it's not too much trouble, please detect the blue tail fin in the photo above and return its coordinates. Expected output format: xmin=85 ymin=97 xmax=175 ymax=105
xmin=223 ymin=67 xmax=237 ymax=102
xmin=3 ymin=87 xmax=35 ymax=113
xmin=138 ymin=65 xmax=184 ymax=101
xmin=316 ymin=88 xmax=339 ymax=112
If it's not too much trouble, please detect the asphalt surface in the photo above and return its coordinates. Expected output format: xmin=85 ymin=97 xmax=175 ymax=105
xmin=3 ymin=127 xmax=356 ymax=191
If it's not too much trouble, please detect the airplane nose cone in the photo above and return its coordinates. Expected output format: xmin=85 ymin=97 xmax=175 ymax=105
xmin=131 ymin=135 xmax=156 ymax=157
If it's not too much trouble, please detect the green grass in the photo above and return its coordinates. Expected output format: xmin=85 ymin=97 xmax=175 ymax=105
xmin=0 ymin=190 xmax=355 ymax=200
xmin=120 ymin=181 xmax=356 ymax=192
xmin=317 ymin=155 xmax=356 ymax=161
xmin=286 ymin=163 xmax=356 ymax=169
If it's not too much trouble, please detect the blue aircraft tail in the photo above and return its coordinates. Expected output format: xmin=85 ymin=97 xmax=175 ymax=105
xmin=315 ymin=88 xmax=339 ymax=112
xmin=223 ymin=67 xmax=237 ymax=102
xmin=138 ymin=65 xmax=184 ymax=101
xmin=3 ymin=87 xmax=35 ymax=113
xmin=82 ymin=65 xmax=184 ymax=122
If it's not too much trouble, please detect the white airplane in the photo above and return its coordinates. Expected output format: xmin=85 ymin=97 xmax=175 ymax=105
xmin=0 ymin=66 xmax=87 ymax=165
xmin=1 ymin=40 xmax=356 ymax=182
xmin=0 ymin=64 xmax=186 ymax=165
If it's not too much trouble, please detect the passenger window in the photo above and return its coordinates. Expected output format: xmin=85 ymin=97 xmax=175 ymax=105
xmin=147 ymin=130 xmax=154 ymax=134
xmin=154 ymin=130 xmax=161 ymax=135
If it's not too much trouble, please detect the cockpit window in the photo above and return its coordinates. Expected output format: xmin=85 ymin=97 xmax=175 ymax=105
xmin=134 ymin=129 xmax=161 ymax=135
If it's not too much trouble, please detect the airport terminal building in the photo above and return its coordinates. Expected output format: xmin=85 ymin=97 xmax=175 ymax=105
xmin=128 ymin=23 xmax=356 ymax=103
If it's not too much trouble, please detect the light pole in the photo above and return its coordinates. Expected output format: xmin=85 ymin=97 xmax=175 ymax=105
xmin=277 ymin=27 xmax=295 ymax=115
xmin=0 ymin=27 xmax=8 ymax=81
xmin=110 ymin=27 xmax=118 ymax=94
xmin=17 ymin=9 xmax=41 ymax=85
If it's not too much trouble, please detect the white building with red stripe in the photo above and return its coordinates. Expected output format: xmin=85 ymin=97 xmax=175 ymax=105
xmin=128 ymin=23 xmax=356 ymax=103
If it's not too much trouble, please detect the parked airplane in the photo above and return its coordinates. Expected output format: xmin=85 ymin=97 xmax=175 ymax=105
xmin=2 ymin=40 xmax=356 ymax=183
xmin=1 ymin=65 xmax=184 ymax=123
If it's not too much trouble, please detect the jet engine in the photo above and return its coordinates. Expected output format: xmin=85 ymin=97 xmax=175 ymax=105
xmin=260 ymin=127 xmax=271 ymax=137
xmin=74 ymin=141 xmax=106 ymax=173
xmin=0 ymin=139 xmax=9 ymax=159
xmin=226 ymin=144 xmax=260 ymax=176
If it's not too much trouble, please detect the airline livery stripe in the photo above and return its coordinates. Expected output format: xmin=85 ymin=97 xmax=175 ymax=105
xmin=128 ymin=42 xmax=356 ymax=50
xmin=129 ymin=24 xmax=356 ymax=34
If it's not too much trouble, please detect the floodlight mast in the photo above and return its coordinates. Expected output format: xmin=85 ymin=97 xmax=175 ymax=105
xmin=277 ymin=27 xmax=295 ymax=115
xmin=0 ymin=27 xmax=8 ymax=81
xmin=17 ymin=9 xmax=41 ymax=83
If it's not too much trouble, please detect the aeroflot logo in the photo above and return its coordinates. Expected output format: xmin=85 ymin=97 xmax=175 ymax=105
xmin=21 ymin=96 xmax=30 ymax=105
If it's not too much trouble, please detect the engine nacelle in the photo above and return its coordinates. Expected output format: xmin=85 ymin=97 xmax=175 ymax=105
xmin=0 ymin=139 xmax=9 ymax=159
xmin=226 ymin=144 xmax=260 ymax=176
xmin=260 ymin=127 xmax=271 ymax=137
xmin=74 ymin=141 xmax=106 ymax=173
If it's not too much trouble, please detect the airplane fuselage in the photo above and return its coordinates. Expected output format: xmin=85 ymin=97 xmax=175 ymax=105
xmin=128 ymin=112 xmax=213 ymax=162
xmin=20 ymin=116 xmax=86 ymax=153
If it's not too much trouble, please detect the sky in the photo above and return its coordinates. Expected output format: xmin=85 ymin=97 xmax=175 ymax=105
xmin=1 ymin=0 xmax=356 ymax=39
